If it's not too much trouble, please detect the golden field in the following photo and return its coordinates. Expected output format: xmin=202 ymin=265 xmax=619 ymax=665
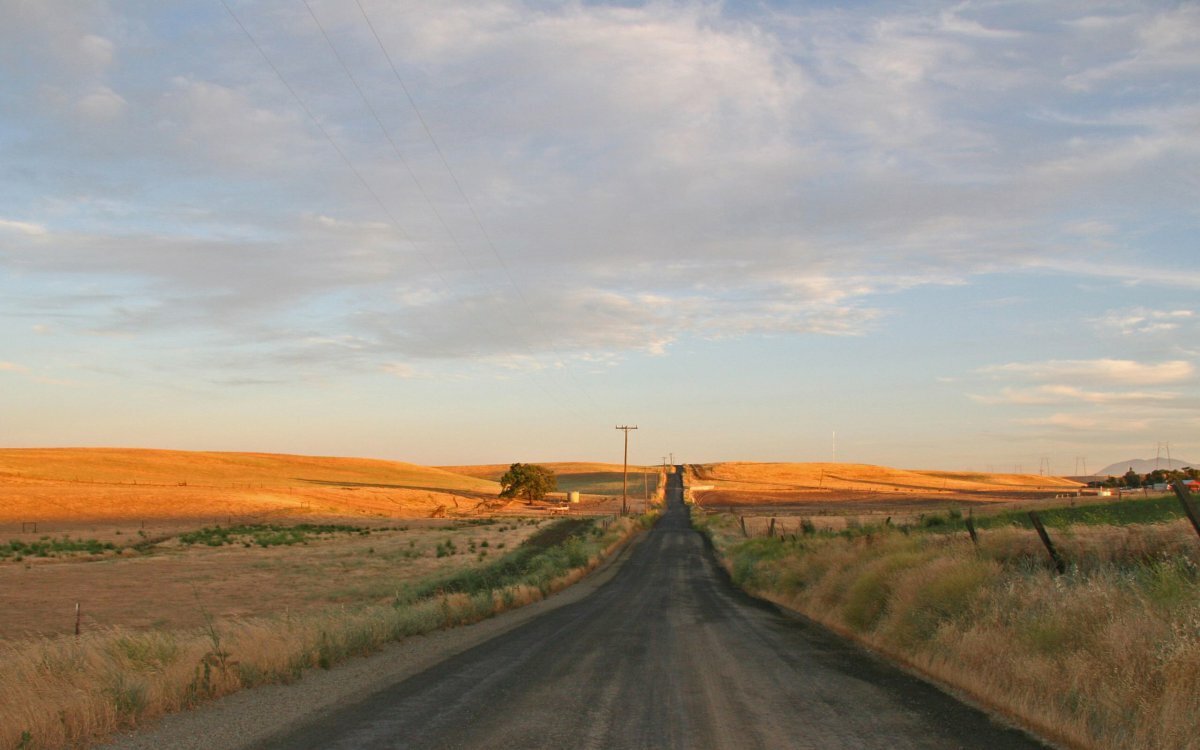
xmin=0 ymin=448 xmax=502 ymax=531
xmin=687 ymin=461 xmax=1083 ymax=513
xmin=0 ymin=519 xmax=542 ymax=639
xmin=0 ymin=448 xmax=662 ymax=749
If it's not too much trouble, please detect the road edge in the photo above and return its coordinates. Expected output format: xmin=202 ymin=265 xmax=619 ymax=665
xmin=691 ymin=519 xmax=1066 ymax=750
xmin=99 ymin=521 xmax=652 ymax=750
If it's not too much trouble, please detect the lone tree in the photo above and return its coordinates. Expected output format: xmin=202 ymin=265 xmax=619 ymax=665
xmin=1123 ymin=467 xmax=1142 ymax=488
xmin=499 ymin=463 xmax=557 ymax=505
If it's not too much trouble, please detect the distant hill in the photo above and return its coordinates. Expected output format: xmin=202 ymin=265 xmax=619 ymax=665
xmin=0 ymin=448 xmax=502 ymax=524
xmin=689 ymin=462 xmax=1081 ymax=492
xmin=0 ymin=447 xmax=497 ymax=491
xmin=1096 ymin=458 xmax=1197 ymax=476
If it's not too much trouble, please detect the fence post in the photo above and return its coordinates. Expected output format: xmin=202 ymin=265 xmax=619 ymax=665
xmin=965 ymin=514 xmax=979 ymax=548
xmin=738 ymin=516 xmax=748 ymax=537
xmin=1172 ymin=483 xmax=1200 ymax=541
xmin=75 ymin=602 xmax=81 ymax=637
xmin=767 ymin=518 xmax=776 ymax=538
xmin=1028 ymin=511 xmax=1065 ymax=574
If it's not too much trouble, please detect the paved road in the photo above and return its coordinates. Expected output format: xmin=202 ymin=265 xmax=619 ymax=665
xmin=258 ymin=470 xmax=1045 ymax=750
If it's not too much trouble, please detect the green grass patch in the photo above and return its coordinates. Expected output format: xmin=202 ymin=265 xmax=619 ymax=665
xmin=177 ymin=523 xmax=367 ymax=548
xmin=396 ymin=518 xmax=600 ymax=604
xmin=910 ymin=495 xmax=1187 ymax=535
xmin=0 ymin=536 xmax=117 ymax=559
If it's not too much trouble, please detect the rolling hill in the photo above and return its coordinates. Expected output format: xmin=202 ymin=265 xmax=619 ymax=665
xmin=1096 ymin=458 xmax=1197 ymax=476
xmin=0 ymin=448 xmax=501 ymax=525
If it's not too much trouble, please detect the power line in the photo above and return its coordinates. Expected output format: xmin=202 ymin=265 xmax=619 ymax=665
xmin=616 ymin=425 xmax=638 ymax=515
xmin=350 ymin=0 xmax=599 ymax=410
xmin=219 ymin=1 xmax=589 ymax=418
xmin=219 ymin=0 xmax=447 ymax=292
xmin=299 ymin=0 xmax=597 ymax=421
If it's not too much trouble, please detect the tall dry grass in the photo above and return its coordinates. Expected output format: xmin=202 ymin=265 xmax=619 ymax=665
xmin=697 ymin=512 xmax=1200 ymax=750
xmin=0 ymin=513 xmax=655 ymax=750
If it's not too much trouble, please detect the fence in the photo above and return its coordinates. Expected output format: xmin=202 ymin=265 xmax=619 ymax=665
xmin=724 ymin=483 xmax=1200 ymax=575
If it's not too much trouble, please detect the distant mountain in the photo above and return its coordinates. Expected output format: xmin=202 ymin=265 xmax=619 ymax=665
xmin=1096 ymin=458 xmax=1197 ymax=476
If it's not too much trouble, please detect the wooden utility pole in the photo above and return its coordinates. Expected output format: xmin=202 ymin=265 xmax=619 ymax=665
xmin=615 ymin=425 xmax=638 ymax=515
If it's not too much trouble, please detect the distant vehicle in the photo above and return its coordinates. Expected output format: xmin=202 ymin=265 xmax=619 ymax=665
xmin=1173 ymin=479 xmax=1200 ymax=493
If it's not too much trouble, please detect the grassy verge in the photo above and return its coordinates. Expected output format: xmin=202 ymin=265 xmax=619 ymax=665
xmin=917 ymin=494 xmax=1190 ymax=532
xmin=0 ymin=536 xmax=117 ymax=560
xmin=0 ymin=512 xmax=658 ymax=750
xmin=694 ymin=509 xmax=1200 ymax=750
xmin=177 ymin=523 xmax=370 ymax=548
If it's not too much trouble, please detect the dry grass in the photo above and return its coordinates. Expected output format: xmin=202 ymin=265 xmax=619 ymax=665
xmin=691 ymin=461 xmax=1081 ymax=493
xmin=699 ymin=511 xmax=1200 ymax=750
xmin=0 ymin=448 xmax=497 ymax=491
xmin=0 ymin=514 xmax=655 ymax=750
xmin=0 ymin=448 xmax=506 ymax=530
xmin=0 ymin=520 xmax=544 ymax=639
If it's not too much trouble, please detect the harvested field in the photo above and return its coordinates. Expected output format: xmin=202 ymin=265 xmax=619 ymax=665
xmin=688 ymin=462 xmax=1083 ymax=515
xmin=0 ymin=518 xmax=546 ymax=640
xmin=690 ymin=461 xmax=1080 ymax=492
xmin=0 ymin=448 xmax=507 ymax=533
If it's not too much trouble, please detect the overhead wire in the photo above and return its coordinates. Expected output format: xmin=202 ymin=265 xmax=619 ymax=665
xmin=298 ymin=0 xmax=517 ymax=352
xmin=300 ymin=0 xmax=601 ymax=417
xmin=219 ymin=0 xmax=590 ymax=419
xmin=350 ymin=0 xmax=603 ymax=412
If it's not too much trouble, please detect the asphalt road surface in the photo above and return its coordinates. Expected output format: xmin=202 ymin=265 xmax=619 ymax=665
xmin=257 ymin=470 xmax=1046 ymax=750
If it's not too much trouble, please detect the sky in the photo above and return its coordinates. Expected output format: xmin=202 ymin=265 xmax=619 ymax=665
xmin=1 ymin=0 xmax=1198 ymax=472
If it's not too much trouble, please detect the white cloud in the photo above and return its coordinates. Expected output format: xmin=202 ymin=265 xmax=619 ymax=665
xmin=78 ymin=34 xmax=115 ymax=69
xmin=76 ymin=85 xmax=125 ymax=120
xmin=1018 ymin=413 xmax=1150 ymax=432
xmin=0 ymin=362 xmax=29 ymax=373
xmin=2 ymin=0 xmax=1199 ymax=386
xmin=0 ymin=218 xmax=48 ymax=236
xmin=973 ymin=385 xmax=1179 ymax=406
xmin=982 ymin=359 xmax=1194 ymax=386
xmin=1063 ymin=6 xmax=1200 ymax=91
xmin=1092 ymin=307 xmax=1195 ymax=336
xmin=381 ymin=362 xmax=416 ymax=378
xmin=159 ymin=77 xmax=315 ymax=169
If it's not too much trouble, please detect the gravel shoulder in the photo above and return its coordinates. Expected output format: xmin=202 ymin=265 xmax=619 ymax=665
xmin=97 ymin=533 xmax=645 ymax=750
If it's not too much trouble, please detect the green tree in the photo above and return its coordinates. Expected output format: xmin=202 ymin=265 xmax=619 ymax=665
xmin=499 ymin=463 xmax=557 ymax=505
xmin=1123 ymin=467 xmax=1142 ymax=488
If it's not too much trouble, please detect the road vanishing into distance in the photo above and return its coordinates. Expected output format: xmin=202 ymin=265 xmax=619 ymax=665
xmin=258 ymin=470 xmax=1045 ymax=750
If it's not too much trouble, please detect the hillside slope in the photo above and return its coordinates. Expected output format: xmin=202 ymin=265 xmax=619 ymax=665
xmin=0 ymin=448 xmax=500 ymax=524
xmin=1096 ymin=458 xmax=1197 ymax=476
xmin=690 ymin=462 xmax=1081 ymax=493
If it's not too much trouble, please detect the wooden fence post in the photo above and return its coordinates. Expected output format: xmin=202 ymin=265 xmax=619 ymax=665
xmin=1028 ymin=511 xmax=1065 ymax=574
xmin=74 ymin=602 xmax=81 ymax=637
xmin=1172 ymin=483 xmax=1200 ymax=542
xmin=738 ymin=516 xmax=748 ymax=537
xmin=767 ymin=518 xmax=776 ymax=538
xmin=965 ymin=514 xmax=979 ymax=548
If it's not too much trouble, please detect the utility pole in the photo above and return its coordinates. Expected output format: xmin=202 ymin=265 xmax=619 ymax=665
xmin=616 ymin=425 xmax=638 ymax=515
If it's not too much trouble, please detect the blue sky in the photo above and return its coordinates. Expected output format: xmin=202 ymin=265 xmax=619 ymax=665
xmin=1 ymin=0 xmax=1197 ymax=472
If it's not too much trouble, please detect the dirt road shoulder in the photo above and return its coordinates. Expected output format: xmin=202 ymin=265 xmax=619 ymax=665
xmin=98 ymin=532 xmax=646 ymax=750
